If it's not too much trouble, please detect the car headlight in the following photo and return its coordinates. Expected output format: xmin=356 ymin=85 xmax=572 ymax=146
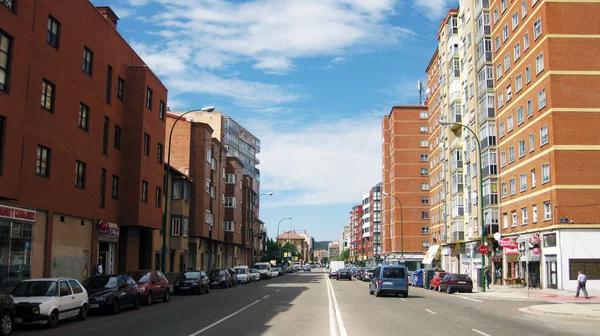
xmin=32 ymin=306 xmax=40 ymax=315
xmin=97 ymin=296 xmax=107 ymax=301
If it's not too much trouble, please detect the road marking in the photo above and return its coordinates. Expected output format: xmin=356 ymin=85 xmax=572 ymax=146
xmin=326 ymin=276 xmax=348 ymax=336
xmin=188 ymin=300 xmax=260 ymax=335
xmin=326 ymin=275 xmax=338 ymax=336
xmin=472 ymin=329 xmax=491 ymax=336
xmin=275 ymin=289 xmax=280 ymax=292
xmin=458 ymin=296 xmax=483 ymax=303
xmin=425 ymin=309 xmax=437 ymax=315
xmin=263 ymin=295 xmax=270 ymax=299
xmin=400 ymin=298 xmax=407 ymax=302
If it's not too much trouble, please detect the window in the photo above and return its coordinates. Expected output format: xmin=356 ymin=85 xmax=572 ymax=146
xmin=510 ymin=178 xmax=516 ymax=195
xmin=114 ymin=125 xmax=121 ymax=150
xmin=159 ymin=100 xmax=165 ymax=120
xmin=421 ymin=168 xmax=429 ymax=176
xmin=155 ymin=187 xmax=162 ymax=208
xmin=112 ymin=175 xmax=119 ymax=199
xmin=78 ymin=103 xmax=89 ymax=131
xmin=542 ymin=163 xmax=550 ymax=183
xmin=533 ymin=18 xmax=542 ymax=39
xmin=420 ymin=111 xmax=428 ymax=119
xmin=543 ymin=201 xmax=551 ymax=220
xmin=117 ymin=77 xmax=125 ymax=101
xmin=100 ymin=168 xmax=106 ymax=209
xmin=532 ymin=204 xmax=538 ymax=222
xmin=182 ymin=219 xmax=188 ymax=237
xmin=105 ymin=65 xmax=112 ymax=104
xmin=522 ymin=0 xmax=528 ymax=17
xmin=146 ymin=87 xmax=153 ymax=109
xmin=41 ymin=79 xmax=55 ymax=111
xmin=511 ymin=211 xmax=517 ymax=226
xmin=501 ymin=0 xmax=507 ymax=12
xmin=514 ymin=42 xmax=521 ymax=60
xmin=527 ymin=99 xmax=533 ymax=117
xmin=420 ymin=125 xmax=427 ymax=133
xmin=493 ymin=8 xmax=499 ymax=23
xmin=531 ymin=169 xmax=537 ymax=188
xmin=500 ymin=151 xmax=506 ymax=167
xmin=1 ymin=0 xmax=14 ymax=10
xmin=501 ymin=182 xmax=507 ymax=198
xmin=540 ymin=125 xmax=548 ymax=147
xmin=0 ymin=31 xmax=12 ymax=92
xmin=225 ymin=221 xmax=235 ymax=232
xmin=525 ymin=66 xmax=531 ymax=83
xmin=499 ymin=122 xmax=505 ymax=137
xmin=517 ymin=106 xmax=524 ymax=124
xmin=502 ymin=25 xmax=509 ymax=42
xmin=225 ymin=174 xmax=236 ymax=184
xmin=494 ymin=36 xmax=501 ymax=52
xmin=157 ymin=143 xmax=163 ymax=163
xmin=171 ymin=218 xmax=180 ymax=236
xmin=523 ymin=32 xmax=529 ymax=50
xmin=503 ymin=212 xmax=508 ymax=228
xmin=421 ymin=197 xmax=430 ymax=205
xmin=68 ymin=280 xmax=84 ymax=294
xmin=82 ymin=47 xmax=94 ymax=75
xmin=421 ymin=211 xmax=429 ymax=219
xmin=421 ymin=182 xmax=429 ymax=191
xmin=420 ymin=154 xmax=429 ymax=161
xmin=0 ymin=115 xmax=5 ymax=174
xmin=225 ymin=197 xmax=236 ymax=208
xmin=46 ymin=16 xmax=61 ymax=49
xmin=512 ymin=12 xmax=519 ymax=30
xmin=521 ymin=208 xmax=528 ymax=225
xmin=504 ymin=53 xmax=510 ymax=71
xmin=519 ymin=140 xmax=526 ymax=157
xmin=520 ymin=173 xmax=527 ymax=191
xmin=141 ymin=180 xmax=148 ymax=203
xmin=144 ymin=133 xmax=150 ymax=155
xmin=102 ymin=117 xmax=109 ymax=155
xmin=496 ymin=63 xmax=502 ymax=79
xmin=75 ymin=160 xmax=86 ymax=188
xmin=508 ymin=146 xmax=515 ymax=163
xmin=206 ymin=149 xmax=212 ymax=163
xmin=538 ymin=89 xmax=547 ymax=110
xmin=507 ymin=115 xmax=514 ymax=132
xmin=536 ymin=53 xmax=544 ymax=74
xmin=420 ymin=140 xmax=428 ymax=147
xmin=529 ymin=133 xmax=535 ymax=152
xmin=498 ymin=92 xmax=504 ymax=108
xmin=506 ymin=84 xmax=512 ymax=101
xmin=421 ymin=226 xmax=430 ymax=234
xmin=36 ymin=145 xmax=51 ymax=177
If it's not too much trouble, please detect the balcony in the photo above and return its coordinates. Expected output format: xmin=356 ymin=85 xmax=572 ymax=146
xmin=452 ymin=231 xmax=465 ymax=241
xmin=451 ymin=159 xmax=463 ymax=172
xmin=480 ymin=135 xmax=497 ymax=150
xmin=451 ymin=183 xmax=464 ymax=195
xmin=483 ymin=194 xmax=498 ymax=206
xmin=484 ymin=224 xmax=499 ymax=236
xmin=482 ymin=163 xmax=498 ymax=178
xmin=475 ymin=0 xmax=490 ymax=17
xmin=475 ymin=10 xmax=491 ymax=42
xmin=452 ymin=206 xmax=464 ymax=218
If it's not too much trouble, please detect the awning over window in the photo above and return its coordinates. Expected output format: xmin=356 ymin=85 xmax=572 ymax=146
xmin=422 ymin=244 xmax=441 ymax=264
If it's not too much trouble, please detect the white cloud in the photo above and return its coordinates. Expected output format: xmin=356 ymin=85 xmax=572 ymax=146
xmin=414 ymin=0 xmax=457 ymax=20
xmin=253 ymin=56 xmax=295 ymax=74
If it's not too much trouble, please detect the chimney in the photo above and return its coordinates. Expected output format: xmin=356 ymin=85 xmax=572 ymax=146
xmin=96 ymin=6 xmax=119 ymax=29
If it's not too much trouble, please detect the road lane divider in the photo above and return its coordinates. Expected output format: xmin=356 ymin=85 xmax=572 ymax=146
xmin=472 ymin=329 xmax=492 ymax=336
xmin=326 ymin=276 xmax=348 ymax=336
xmin=326 ymin=275 xmax=338 ymax=336
xmin=400 ymin=298 xmax=407 ymax=302
xmin=188 ymin=300 xmax=260 ymax=335
xmin=263 ymin=295 xmax=270 ymax=299
xmin=425 ymin=309 xmax=437 ymax=315
xmin=457 ymin=296 xmax=483 ymax=303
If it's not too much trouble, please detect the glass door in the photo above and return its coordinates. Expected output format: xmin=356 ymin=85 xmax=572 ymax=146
xmin=546 ymin=255 xmax=558 ymax=289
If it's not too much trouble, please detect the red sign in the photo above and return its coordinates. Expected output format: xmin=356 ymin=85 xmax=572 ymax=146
xmin=98 ymin=221 xmax=120 ymax=237
xmin=478 ymin=244 xmax=489 ymax=255
xmin=0 ymin=204 xmax=37 ymax=223
xmin=505 ymin=247 xmax=519 ymax=255
xmin=532 ymin=247 xmax=541 ymax=255
xmin=499 ymin=237 xmax=517 ymax=248
xmin=529 ymin=234 xmax=540 ymax=245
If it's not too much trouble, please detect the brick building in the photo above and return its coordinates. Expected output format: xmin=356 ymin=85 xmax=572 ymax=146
xmin=349 ymin=204 xmax=362 ymax=262
xmin=0 ymin=2 xmax=167 ymax=287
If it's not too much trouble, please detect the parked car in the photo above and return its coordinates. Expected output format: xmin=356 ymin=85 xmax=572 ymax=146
xmin=439 ymin=273 xmax=473 ymax=294
xmin=285 ymin=267 xmax=294 ymax=274
xmin=362 ymin=269 xmax=374 ymax=282
xmin=208 ymin=269 xmax=233 ymax=288
xmin=276 ymin=267 xmax=285 ymax=276
xmin=233 ymin=266 xmax=250 ymax=284
xmin=270 ymin=268 xmax=279 ymax=278
xmin=12 ymin=278 xmax=88 ymax=328
xmin=173 ymin=271 xmax=210 ymax=295
xmin=82 ymin=274 xmax=140 ymax=314
xmin=127 ymin=270 xmax=170 ymax=305
xmin=248 ymin=268 xmax=261 ymax=282
xmin=429 ymin=271 xmax=448 ymax=291
xmin=303 ymin=265 xmax=311 ymax=272
xmin=254 ymin=263 xmax=272 ymax=280
xmin=369 ymin=266 xmax=408 ymax=298
xmin=0 ymin=292 xmax=15 ymax=335
xmin=226 ymin=268 xmax=239 ymax=286
xmin=336 ymin=268 xmax=351 ymax=281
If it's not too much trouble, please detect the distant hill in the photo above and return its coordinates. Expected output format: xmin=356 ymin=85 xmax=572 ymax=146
xmin=314 ymin=241 xmax=331 ymax=250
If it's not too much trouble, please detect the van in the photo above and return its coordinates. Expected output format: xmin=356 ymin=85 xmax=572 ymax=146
xmin=233 ymin=265 xmax=250 ymax=284
xmin=369 ymin=265 xmax=408 ymax=297
xmin=253 ymin=262 xmax=272 ymax=279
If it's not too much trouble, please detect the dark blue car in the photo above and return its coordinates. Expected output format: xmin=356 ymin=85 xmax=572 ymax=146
xmin=369 ymin=265 xmax=408 ymax=297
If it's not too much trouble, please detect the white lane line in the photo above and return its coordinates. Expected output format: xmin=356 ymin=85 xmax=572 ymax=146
xmin=400 ymin=298 xmax=407 ymax=302
xmin=326 ymin=275 xmax=338 ymax=336
xmin=188 ymin=300 xmax=260 ymax=335
xmin=425 ymin=309 xmax=437 ymax=315
xmin=472 ymin=329 xmax=492 ymax=336
xmin=327 ymin=277 xmax=348 ymax=336
xmin=458 ymin=296 xmax=483 ymax=303
xmin=263 ymin=295 xmax=270 ymax=299
xmin=275 ymin=289 xmax=280 ymax=292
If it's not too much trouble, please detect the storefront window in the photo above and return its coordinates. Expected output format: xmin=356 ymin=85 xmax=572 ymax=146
xmin=0 ymin=220 xmax=33 ymax=291
xmin=543 ymin=233 xmax=556 ymax=247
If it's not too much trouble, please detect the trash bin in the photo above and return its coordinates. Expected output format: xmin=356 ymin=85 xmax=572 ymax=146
xmin=424 ymin=269 xmax=437 ymax=290
xmin=413 ymin=269 xmax=424 ymax=287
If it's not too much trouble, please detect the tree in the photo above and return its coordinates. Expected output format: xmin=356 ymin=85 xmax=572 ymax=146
xmin=338 ymin=249 xmax=350 ymax=261
xmin=282 ymin=242 xmax=298 ymax=254
xmin=261 ymin=239 xmax=280 ymax=262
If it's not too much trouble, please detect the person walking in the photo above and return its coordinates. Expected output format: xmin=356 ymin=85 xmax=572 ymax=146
xmin=576 ymin=271 xmax=589 ymax=299
xmin=485 ymin=267 xmax=492 ymax=290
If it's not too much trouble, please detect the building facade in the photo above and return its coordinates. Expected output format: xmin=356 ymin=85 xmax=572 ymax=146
xmin=382 ymin=105 xmax=432 ymax=269
xmin=349 ymin=204 xmax=362 ymax=262
xmin=328 ymin=243 xmax=340 ymax=260
xmin=277 ymin=231 xmax=309 ymax=264
xmin=0 ymin=3 xmax=167 ymax=287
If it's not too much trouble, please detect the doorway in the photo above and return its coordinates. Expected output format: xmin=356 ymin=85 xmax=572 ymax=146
xmin=546 ymin=255 xmax=558 ymax=289
xmin=98 ymin=242 xmax=116 ymax=275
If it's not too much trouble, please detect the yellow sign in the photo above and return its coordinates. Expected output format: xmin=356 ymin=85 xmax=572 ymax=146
xmin=284 ymin=252 xmax=289 ymax=257
xmin=293 ymin=256 xmax=298 ymax=260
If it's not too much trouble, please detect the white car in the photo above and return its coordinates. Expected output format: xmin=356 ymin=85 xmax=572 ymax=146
xmin=234 ymin=266 xmax=250 ymax=284
xmin=11 ymin=278 xmax=89 ymax=328
xmin=270 ymin=269 xmax=279 ymax=277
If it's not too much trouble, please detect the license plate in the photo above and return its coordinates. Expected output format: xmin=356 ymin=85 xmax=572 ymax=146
xmin=341 ymin=273 xmax=347 ymax=275
xmin=458 ymin=281 xmax=466 ymax=284
xmin=181 ymin=286 xmax=190 ymax=289
xmin=89 ymin=304 xmax=99 ymax=308
xmin=15 ymin=318 xmax=23 ymax=324
xmin=383 ymin=281 xmax=393 ymax=285
xmin=212 ymin=281 xmax=219 ymax=284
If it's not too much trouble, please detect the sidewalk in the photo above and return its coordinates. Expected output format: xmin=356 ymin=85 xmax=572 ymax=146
xmin=521 ymin=303 xmax=600 ymax=320
xmin=457 ymin=284 xmax=600 ymax=303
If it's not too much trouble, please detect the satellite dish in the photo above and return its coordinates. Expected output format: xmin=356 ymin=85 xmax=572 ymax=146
xmin=426 ymin=88 xmax=431 ymax=94
xmin=493 ymin=232 xmax=501 ymax=241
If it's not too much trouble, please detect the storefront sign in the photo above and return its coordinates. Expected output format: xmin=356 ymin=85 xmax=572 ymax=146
xmin=499 ymin=237 xmax=517 ymax=248
xmin=0 ymin=204 xmax=37 ymax=223
xmin=529 ymin=234 xmax=540 ymax=245
xmin=504 ymin=247 xmax=519 ymax=255
xmin=98 ymin=221 xmax=120 ymax=237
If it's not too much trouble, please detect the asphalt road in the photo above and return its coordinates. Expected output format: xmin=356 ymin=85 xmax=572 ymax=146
xmin=14 ymin=268 xmax=600 ymax=336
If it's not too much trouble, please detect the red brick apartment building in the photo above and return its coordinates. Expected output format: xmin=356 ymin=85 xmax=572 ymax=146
xmin=382 ymin=105 xmax=431 ymax=269
xmin=491 ymin=0 xmax=600 ymax=291
xmin=0 ymin=2 xmax=167 ymax=285
xmin=349 ymin=204 xmax=362 ymax=262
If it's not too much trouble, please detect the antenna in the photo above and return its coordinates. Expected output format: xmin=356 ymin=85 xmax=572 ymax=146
xmin=417 ymin=80 xmax=426 ymax=105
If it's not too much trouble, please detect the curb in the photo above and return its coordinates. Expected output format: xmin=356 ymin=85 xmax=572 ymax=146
xmin=456 ymin=294 xmax=540 ymax=301
xmin=520 ymin=307 xmax=600 ymax=320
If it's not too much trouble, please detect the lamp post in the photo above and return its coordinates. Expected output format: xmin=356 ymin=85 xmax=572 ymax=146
xmin=276 ymin=217 xmax=292 ymax=263
xmin=383 ymin=192 xmax=404 ymax=260
xmin=439 ymin=120 xmax=486 ymax=293
xmin=250 ymin=192 xmax=273 ymax=265
xmin=162 ymin=106 xmax=215 ymax=273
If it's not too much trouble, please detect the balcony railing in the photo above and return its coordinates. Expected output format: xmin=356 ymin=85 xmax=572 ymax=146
xmin=480 ymin=135 xmax=497 ymax=150
xmin=476 ymin=51 xmax=493 ymax=70
xmin=482 ymin=164 xmax=498 ymax=178
xmin=451 ymin=160 xmax=463 ymax=172
xmin=452 ymin=231 xmax=465 ymax=241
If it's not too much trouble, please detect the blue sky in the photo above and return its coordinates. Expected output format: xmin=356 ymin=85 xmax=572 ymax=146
xmin=91 ymin=0 xmax=456 ymax=241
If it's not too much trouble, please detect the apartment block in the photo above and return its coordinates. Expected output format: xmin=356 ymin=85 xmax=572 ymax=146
xmin=491 ymin=0 xmax=600 ymax=291
xmin=382 ymin=106 xmax=431 ymax=269
xmin=0 ymin=2 xmax=167 ymax=286
xmin=277 ymin=231 xmax=310 ymax=264
xmin=349 ymin=204 xmax=362 ymax=261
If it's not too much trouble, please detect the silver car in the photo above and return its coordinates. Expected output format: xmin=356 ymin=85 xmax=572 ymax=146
xmin=248 ymin=268 xmax=261 ymax=281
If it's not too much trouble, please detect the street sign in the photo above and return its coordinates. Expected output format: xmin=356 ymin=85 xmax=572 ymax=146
xmin=477 ymin=244 xmax=489 ymax=255
xmin=529 ymin=234 xmax=540 ymax=245
xmin=399 ymin=255 xmax=405 ymax=262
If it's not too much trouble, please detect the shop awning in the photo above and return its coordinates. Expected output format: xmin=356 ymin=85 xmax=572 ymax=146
xmin=422 ymin=244 xmax=441 ymax=265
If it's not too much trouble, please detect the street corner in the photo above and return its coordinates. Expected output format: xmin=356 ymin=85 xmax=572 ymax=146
xmin=520 ymin=303 xmax=600 ymax=320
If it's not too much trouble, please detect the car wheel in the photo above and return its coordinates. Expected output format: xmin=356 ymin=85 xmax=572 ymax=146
xmin=77 ymin=304 xmax=88 ymax=320
xmin=403 ymin=292 xmax=408 ymax=298
xmin=111 ymin=299 xmax=120 ymax=315
xmin=46 ymin=310 xmax=59 ymax=328
xmin=146 ymin=292 xmax=154 ymax=305
xmin=375 ymin=286 xmax=382 ymax=297
xmin=133 ymin=296 xmax=140 ymax=309
xmin=0 ymin=309 xmax=13 ymax=336
xmin=369 ymin=285 xmax=374 ymax=295
xmin=163 ymin=290 xmax=170 ymax=302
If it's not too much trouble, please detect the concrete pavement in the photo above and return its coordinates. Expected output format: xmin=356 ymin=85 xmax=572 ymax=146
xmin=456 ymin=284 xmax=600 ymax=303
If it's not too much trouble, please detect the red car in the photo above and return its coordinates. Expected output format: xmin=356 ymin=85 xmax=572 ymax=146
xmin=127 ymin=270 xmax=170 ymax=305
xmin=429 ymin=271 xmax=448 ymax=291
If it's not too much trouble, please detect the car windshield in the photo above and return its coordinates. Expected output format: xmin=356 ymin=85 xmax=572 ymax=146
xmin=382 ymin=268 xmax=406 ymax=278
xmin=453 ymin=274 xmax=471 ymax=281
xmin=339 ymin=269 xmax=349 ymax=272
xmin=128 ymin=271 xmax=151 ymax=283
xmin=180 ymin=272 xmax=201 ymax=279
xmin=83 ymin=276 xmax=119 ymax=289
xmin=249 ymin=269 xmax=258 ymax=273
xmin=12 ymin=281 xmax=58 ymax=297
xmin=235 ymin=268 xmax=246 ymax=274
xmin=255 ymin=264 xmax=269 ymax=270
xmin=210 ymin=270 xmax=226 ymax=277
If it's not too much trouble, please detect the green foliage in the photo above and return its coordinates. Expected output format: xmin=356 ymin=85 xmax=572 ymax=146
xmin=260 ymin=239 xmax=280 ymax=262
xmin=338 ymin=249 xmax=350 ymax=261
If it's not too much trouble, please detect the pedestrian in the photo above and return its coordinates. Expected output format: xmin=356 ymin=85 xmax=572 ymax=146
xmin=95 ymin=257 xmax=104 ymax=275
xmin=485 ymin=267 xmax=492 ymax=290
xmin=575 ymin=270 xmax=589 ymax=299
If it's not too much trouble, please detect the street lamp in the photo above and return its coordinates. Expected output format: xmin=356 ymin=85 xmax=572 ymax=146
xmin=276 ymin=217 xmax=292 ymax=263
xmin=383 ymin=191 xmax=404 ymax=259
xmin=162 ymin=106 xmax=215 ymax=273
xmin=439 ymin=120 xmax=486 ymax=293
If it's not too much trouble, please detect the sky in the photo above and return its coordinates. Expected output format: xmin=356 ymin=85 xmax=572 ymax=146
xmin=91 ymin=0 xmax=457 ymax=241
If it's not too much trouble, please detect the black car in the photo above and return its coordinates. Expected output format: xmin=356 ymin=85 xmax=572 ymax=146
xmin=82 ymin=274 xmax=140 ymax=314
xmin=208 ymin=269 xmax=232 ymax=288
xmin=337 ymin=268 xmax=352 ymax=281
xmin=173 ymin=271 xmax=210 ymax=295
xmin=0 ymin=293 xmax=15 ymax=336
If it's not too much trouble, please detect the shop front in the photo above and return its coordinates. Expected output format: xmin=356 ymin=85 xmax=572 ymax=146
xmin=97 ymin=221 xmax=119 ymax=275
xmin=0 ymin=203 xmax=37 ymax=290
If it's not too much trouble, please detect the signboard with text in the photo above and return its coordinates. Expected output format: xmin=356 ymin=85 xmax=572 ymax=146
xmin=0 ymin=204 xmax=37 ymax=223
